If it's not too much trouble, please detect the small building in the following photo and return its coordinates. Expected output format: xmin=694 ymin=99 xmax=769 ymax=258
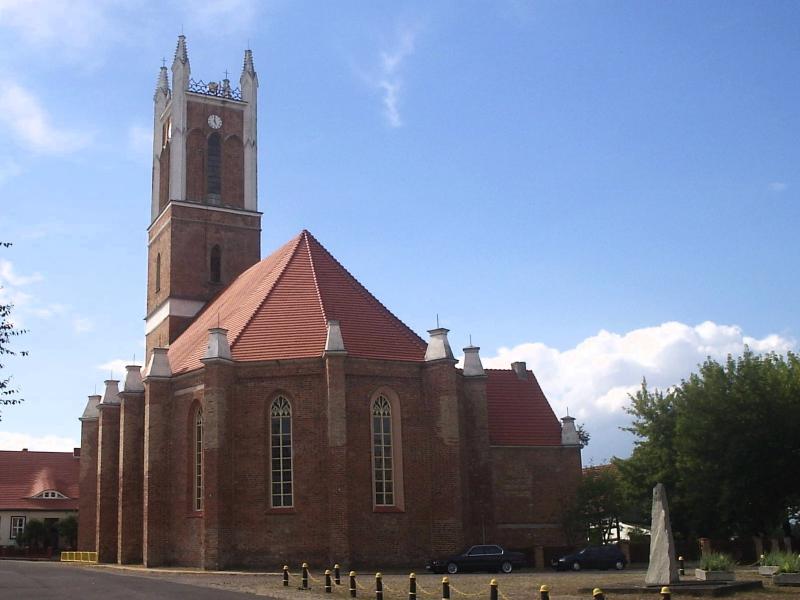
xmin=0 ymin=449 xmax=80 ymax=548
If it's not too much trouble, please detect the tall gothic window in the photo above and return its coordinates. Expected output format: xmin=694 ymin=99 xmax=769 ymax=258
xmin=210 ymin=245 xmax=221 ymax=283
xmin=155 ymin=252 xmax=161 ymax=292
xmin=206 ymin=132 xmax=222 ymax=199
xmin=372 ymin=395 xmax=394 ymax=506
xmin=194 ymin=407 xmax=203 ymax=511
xmin=270 ymin=396 xmax=293 ymax=508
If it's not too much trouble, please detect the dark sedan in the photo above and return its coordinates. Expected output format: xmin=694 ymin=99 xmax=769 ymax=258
xmin=552 ymin=545 xmax=627 ymax=571
xmin=427 ymin=544 xmax=527 ymax=574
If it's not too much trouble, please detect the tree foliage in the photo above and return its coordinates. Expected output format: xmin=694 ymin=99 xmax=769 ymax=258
xmin=564 ymin=465 xmax=628 ymax=545
xmin=0 ymin=241 xmax=27 ymax=421
xmin=57 ymin=516 xmax=78 ymax=549
xmin=614 ymin=351 xmax=800 ymax=539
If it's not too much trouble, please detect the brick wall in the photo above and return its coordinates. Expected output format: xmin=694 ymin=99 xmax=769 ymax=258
xmin=78 ymin=419 xmax=98 ymax=551
xmin=96 ymin=405 xmax=120 ymax=563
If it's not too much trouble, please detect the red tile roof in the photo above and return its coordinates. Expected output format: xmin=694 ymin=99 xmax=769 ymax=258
xmin=485 ymin=369 xmax=562 ymax=446
xmin=168 ymin=230 xmax=427 ymax=373
xmin=0 ymin=450 xmax=80 ymax=511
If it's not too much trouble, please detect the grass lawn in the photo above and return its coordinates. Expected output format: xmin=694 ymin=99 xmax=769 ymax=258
xmin=98 ymin=565 xmax=799 ymax=599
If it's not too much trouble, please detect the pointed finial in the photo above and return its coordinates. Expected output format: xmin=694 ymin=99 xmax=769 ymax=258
xmin=173 ymin=34 xmax=189 ymax=66
xmin=469 ymin=333 xmax=472 ymax=346
xmin=242 ymin=48 xmax=256 ymax=77
xmin=223 ymin=69 xmax=230 ymax=80
xmin=436 ymin=313 xmax=440 ymax=328
xmin=161 ymin=57 xmax=166 ymax=68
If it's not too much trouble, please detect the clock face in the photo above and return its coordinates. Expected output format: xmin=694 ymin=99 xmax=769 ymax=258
xmin=208 ymin=114 xmax=222 ymax=129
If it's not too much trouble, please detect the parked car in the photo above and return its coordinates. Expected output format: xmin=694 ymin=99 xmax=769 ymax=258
xmin=552 ymin=545 xmax=627 ymax=571
xmin=427 ymin=544 xmax=526 ymax=574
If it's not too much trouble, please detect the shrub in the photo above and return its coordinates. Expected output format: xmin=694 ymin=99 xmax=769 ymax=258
xmin=699 ymin=552 xmax=736 ymax=571
xmin=761 ymin=550 xmax=790 ymax=566
xmin=776 ymin=554 xmax=800 ymax=574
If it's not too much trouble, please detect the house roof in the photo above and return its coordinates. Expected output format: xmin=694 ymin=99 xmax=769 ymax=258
xmin=485 ymin=369 xmax=562 ymax=446
xmin=168 ymin=230 xmax=427 ymax=373
xmin=0 ymin=450 xmax=80 ymax=511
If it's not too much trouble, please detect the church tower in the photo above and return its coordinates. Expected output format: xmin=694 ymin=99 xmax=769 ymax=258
xmin=146 ymin=36 xmax=261 ymax=356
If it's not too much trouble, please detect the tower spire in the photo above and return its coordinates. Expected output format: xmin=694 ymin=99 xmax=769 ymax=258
xmin=153 ymin=64 xmax=170 ymax=101
xmin=173 ymin=34 xmax=189 ymax=68
xmin=241 ymin=48 xmax=256 ymax=78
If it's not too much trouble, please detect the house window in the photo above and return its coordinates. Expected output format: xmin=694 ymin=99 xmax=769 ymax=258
xmin=206 ymin=132 xmax=222 ymax=199
xmin=210 ymin=245 xmax=221 ymax=284
xmin=194 ymin=407 xmax=203 ymax=511
xmin=372 ymin=395 xmax=394 ymax=506
xmin=155 ymin=252 xmax=162 ymax=292
xmin=10 ymin=516 xmax=25 ymax=540
xmin=33 ymin=490 xmax=67 ymax=499
xmin=270 ymin=396 xmax=293 ymax=508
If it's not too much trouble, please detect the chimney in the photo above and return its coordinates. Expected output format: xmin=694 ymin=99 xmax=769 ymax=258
xmin=123 ymin=365 xmax=144 ymax=393
xmin=204 ymin=327 xmax=232 ymax=360
xmin=324 ymin=320 xmax=346 ymax=354
xmin=425 ymin=328 xmax=455 ymax=362
xmin=80 ymin=394 xmax=102 ymax=421
xmin=100 ymin=379 xmax=120 ymax=406
xmin=511 ymin=361 xmax=527 ymax=380
xmin=145 ymin=347 xmax=172 ymax=379
xmin=561 ymin=415 xmax=580 ymax=446
xmin=462 ymin=345 xmax=485 ymax=377
xmin=73 ymin=448 xmax=81 ymax=458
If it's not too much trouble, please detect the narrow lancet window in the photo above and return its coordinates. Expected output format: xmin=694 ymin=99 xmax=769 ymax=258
xmin=194 ymin=407 xmax=203 ymax=511
xmin=372 ymin=395 xmax=394 ymax=506
xmin=155 ymin=252 xmax=161 ymax=292
xmin=270 ymin=396 xmax=293 ymax=507
xmin=206 ymin=132 xmax=221 ymax=200
xmin=210 ymin=245 xmax=221 ymax=283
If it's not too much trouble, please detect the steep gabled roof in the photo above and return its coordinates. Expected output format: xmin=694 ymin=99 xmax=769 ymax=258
xmin=168 ymin=230 xmax=427 ymax=373
xmin=0 ymin=450 xmax=80 ymax=511
xmin=485 ymin=369 xmax=562 ymax=446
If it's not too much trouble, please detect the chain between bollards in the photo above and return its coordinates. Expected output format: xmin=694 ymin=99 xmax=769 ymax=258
xmin=489 ymin=579 xmax=498 ymax=600
xmin=592 ymin=588 xmax=605 ymax=600
xmin=660 ymin=586 xmax=671 ymax=600
xmin=283 ymin=565 xmax=290 ymax=587
xmin=334 ymin=564 xmax=342 ymax=586
xmin=539 ymin=584 xmax=549 ymax=600
xmin=350 ymin=571 xmax=357 ymax=598
xmin=302 ymin=563 xmax=309 ymax=590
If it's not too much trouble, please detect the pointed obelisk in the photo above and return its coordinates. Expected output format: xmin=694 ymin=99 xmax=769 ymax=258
xmin=645 ymin=483 xmax=681 ymax=585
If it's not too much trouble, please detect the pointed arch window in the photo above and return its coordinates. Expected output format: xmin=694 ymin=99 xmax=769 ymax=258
xmin=372 ymin=395 xmax=394 ymax=506
xmin=194 ymin=407 xmax=203 ymax=511
xmin=155 ymin=252 xmax=161 ymax=292
xmin=270 ymin=396 xmax=293 ymax=508
xmin=210 ymin=245 xmax=221 ymax=283
xmin=206 ymin=132 xmax=222 ymax=201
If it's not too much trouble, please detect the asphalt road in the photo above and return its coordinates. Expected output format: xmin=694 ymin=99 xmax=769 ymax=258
xmin=0 ymin=560 xmax=262 ymax=599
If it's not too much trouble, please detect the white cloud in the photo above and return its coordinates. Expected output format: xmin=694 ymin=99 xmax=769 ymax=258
xmin=480 ymin=320 xmax=795 ymax=420
xmin=768 ymin=182 xmax=788 ymax=192
xmin=73 ymin=316 xmax=94 ymax=334
xmin=0 ymin=83 xmax=92 ymax=155
xmin=0 ymin=431 xmax=78 ymax=452
xmin=0 ymin=259 xmax=43 ymax=287
xmin=97 ymin=359 xmax=131 ymax=381
xmin=366 ymin=24 xmax=420 ymax=128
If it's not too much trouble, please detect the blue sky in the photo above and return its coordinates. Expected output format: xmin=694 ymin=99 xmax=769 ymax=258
xmin=0 ymin=1 xmax=798 ymax=464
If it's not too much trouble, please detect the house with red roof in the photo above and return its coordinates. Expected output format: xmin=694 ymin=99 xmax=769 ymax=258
xmin=78 ymin=36 xmax=583 ymax=569
xmin=0 ymin=450 xmax=79 ymax=548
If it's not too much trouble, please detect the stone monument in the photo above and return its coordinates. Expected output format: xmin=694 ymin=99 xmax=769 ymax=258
xmin=645 ymin=483 xmax=680 ymax=585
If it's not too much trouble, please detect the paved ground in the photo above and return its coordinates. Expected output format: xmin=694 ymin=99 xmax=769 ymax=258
xmin=0 ymin=560 xmax=264 ymax=599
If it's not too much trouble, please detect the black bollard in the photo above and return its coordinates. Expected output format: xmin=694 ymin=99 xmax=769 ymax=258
xmin=325 ymin=570 xmax=332 ymax=593
xmin=409 ymin=573 xmax=417 ymax=600
xmin=490 ymin=579 xmax=498 ymax=600
xmin=660 ymin=586 xmax=671 ymax=600
xmin=592 ymin=588 xmax=605 ymax=600
xmin=350 ymin=571 xmax=357 ymax=598
xmin=335 ymin=564 xmax=342 ymax=586
xmin=302 ymin=563 xmax=309 ymax=590
xmin=539 ymin=584 xmax=550 ymax=600
xmin=678 ymin=555 xmax=685 ymax=576
xmin=283 ymin=565 xmax=289 ymax=587
xmin=376 ymin=573 xmax=384 ymax=600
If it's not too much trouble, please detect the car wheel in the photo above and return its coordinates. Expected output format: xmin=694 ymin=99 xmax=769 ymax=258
xmin=500 ymin=561 xmax=513 ymax=574
xmin=447 ymin=563 xmax=459 ymax=575
xmin=572 ymin=561 xmax=581 ymax=571
xmin=615 ymin=560 xmax=625 ymax=570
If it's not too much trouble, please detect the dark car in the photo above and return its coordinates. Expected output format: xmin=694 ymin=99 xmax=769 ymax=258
xmin=427 ymin=544 xmax=526 ymax=574
xmin=552 ymin=545 xmax=627 ymax=571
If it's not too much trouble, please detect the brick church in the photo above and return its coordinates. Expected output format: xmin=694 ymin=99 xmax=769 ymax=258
xmin=78 ymin=36 xmax=582 ymax=569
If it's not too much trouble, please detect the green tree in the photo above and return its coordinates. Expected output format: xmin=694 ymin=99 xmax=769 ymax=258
xmin=18 ymin=519 xmax=47 ymax=551
xmin=615 ymin=351 xmax=800 ymax=540
xmin=0 ymin=241 xmax=27 ymax=421
xmin=57 ymin=516 xmax=78 ymax=549
xmin=564 ymin=465 xmax=629 ymax=545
